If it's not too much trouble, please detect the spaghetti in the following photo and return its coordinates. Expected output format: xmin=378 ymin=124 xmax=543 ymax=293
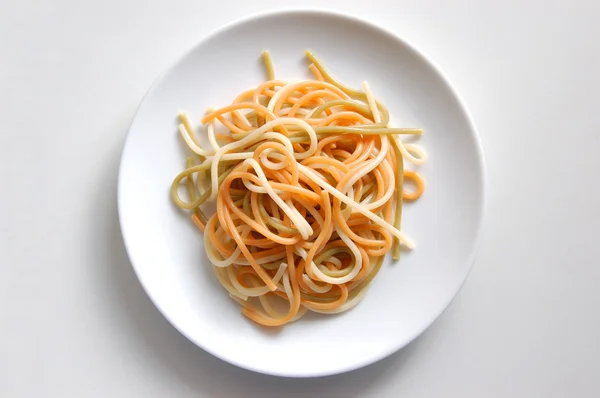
xmin=171 ymin=50 xmax=427 ymax=326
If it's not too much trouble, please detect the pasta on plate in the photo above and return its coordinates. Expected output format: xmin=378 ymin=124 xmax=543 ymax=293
xmin=171 ymin=50 xmax=427 ymax=326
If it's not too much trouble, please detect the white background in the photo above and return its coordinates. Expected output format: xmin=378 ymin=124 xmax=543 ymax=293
xmin=1 ymin=0 xmax=599 ymax=397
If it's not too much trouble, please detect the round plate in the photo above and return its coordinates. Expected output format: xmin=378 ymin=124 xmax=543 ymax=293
xmin=118 ymin=10 xmax=485 ymax=377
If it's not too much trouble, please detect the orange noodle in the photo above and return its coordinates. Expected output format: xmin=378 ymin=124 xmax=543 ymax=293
xmin=170 ymin=50 xmax=427 ymax=326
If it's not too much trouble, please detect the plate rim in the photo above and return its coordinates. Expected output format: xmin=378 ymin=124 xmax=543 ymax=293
xmin=117 ymin=7 xmax=487 ymax=377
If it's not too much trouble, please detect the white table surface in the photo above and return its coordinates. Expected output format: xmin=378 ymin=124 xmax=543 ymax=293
xmin=2 ymin=1 xmax=599 ymax=396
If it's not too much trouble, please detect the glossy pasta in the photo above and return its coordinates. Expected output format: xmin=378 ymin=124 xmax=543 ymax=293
xmin=171 ymin=50 xmax=427 ymax=326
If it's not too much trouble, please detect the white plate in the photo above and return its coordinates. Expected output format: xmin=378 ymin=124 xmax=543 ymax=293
xmin=118 ymin=10 xmax=485 ymax=377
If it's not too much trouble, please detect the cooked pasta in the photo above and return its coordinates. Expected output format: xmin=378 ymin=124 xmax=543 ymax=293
xmin=171 ymin=50 xmax=427 ymax=326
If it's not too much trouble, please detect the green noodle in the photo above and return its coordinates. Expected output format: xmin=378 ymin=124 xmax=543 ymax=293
xmin=262 ymin=50 xmax=275 ymax=81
